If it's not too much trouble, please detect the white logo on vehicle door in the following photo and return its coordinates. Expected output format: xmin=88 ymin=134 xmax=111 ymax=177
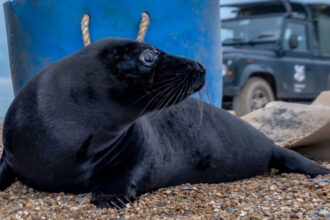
xmin=293 ymin=65 xmax=306 ymax=93
xmin=294 ymin=65 xmax=306 ymax=82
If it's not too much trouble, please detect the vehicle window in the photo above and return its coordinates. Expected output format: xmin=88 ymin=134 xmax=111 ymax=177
xmin=220 ymin=2 xmax=286 ymax=20
xmin=318 ymin=14 xmax=330 ymax=57
xmin=283 ymin=23 xmax=308 ymax=52
xmin=221 ymin=16 xmax=283 ymax=44
xmin=290 ymin=3 xmax=308 ymax=19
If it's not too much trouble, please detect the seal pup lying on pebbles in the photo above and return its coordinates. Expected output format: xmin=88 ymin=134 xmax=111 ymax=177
xmin=0 ymin=38 xmax=329 ymax=208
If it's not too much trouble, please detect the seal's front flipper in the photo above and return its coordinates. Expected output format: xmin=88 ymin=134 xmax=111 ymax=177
xmin=91 ymin=193 xmax=137 ymax=209
xmin=91 ymin=169 xmax=138 ymax=209
xmin=0 ymin=155 xmax=16 ymax=190
xmin=271 ymin=146 xmax=329 ymax=178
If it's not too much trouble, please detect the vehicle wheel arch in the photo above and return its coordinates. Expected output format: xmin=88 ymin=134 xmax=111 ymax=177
xmin=249 ymin=72 xmax=277 ymax=98
xmin=233 ymin=76 xmax=275 ymax=116
xmin=239 ymin=64 xmax=277 ymax=98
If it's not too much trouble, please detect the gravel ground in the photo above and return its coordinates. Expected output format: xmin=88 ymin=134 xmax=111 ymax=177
xmin=0 ymin=123 xmax=329 ymax=219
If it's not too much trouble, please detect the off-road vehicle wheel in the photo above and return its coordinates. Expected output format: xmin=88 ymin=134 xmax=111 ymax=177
xmin=233 ymin=77 xmax=274 ymax=116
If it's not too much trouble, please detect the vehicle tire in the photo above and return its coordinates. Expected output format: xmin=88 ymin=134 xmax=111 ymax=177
xmin=233 ymin=77 xmax=274 ymax=116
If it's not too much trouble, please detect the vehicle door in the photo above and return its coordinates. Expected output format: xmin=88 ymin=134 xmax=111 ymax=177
xmin=278 ymin=19 xmax=316 ymax=99
xmin=311 ymin=14 xmax=330 ymax=95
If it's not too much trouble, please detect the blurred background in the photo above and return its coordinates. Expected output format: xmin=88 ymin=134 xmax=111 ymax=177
xmin=221 ymin=0 xmax=330 ymax=115
xmin=0 ymin=2 xmax=13 ymax=121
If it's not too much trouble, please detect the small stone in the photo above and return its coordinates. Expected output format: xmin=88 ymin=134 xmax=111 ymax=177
xmin=264 ymin=196 xmax=272 ymax=201
xmin=310 ymin=210 xmax=319 ymax=217
xmin=290 ymin=214 xmax=299 ymax=218
xmin=270 ymin=185 xmax=277 ymax=190
xmin=71 ymin=206 xmax=79 ymax=211
xmin=182 ymin=185 xmax=190 ymax=190
xmin=38 ymin=198 xmax=44 ymax=205
xmin=213 ymin=208 xmax=219 ymax=212
xmin=227 ymin=208 xmax=236 ymax=213
xmin=296 ymin=198 xmax=304 ymax=203
xmin=319 ymin=210 xmax=330 ymax=217
xmin=239 ymin=211 xmax=247 ymax=216
xmin=318 ymin=180 xmax=329 ymax=186
xmin=289 ymin=180 xmax=300 ymax=185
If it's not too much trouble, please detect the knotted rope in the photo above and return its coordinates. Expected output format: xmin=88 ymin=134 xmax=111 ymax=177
xmin=81 ymin=12 xmax=150 ymax=47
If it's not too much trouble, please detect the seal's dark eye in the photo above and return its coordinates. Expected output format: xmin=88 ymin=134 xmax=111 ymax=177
xmin=140 ymin=49 xmax=157 ymax=67
xmin=144 ymin=52 xmax=154 ymax=62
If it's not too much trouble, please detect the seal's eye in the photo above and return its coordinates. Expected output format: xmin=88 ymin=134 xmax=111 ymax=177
xmin=140 ymin=49 xmax=157 ymax=67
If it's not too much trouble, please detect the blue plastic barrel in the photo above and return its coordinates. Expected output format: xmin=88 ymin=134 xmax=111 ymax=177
xmin=4 ymin=0 xmax=222 ymax=107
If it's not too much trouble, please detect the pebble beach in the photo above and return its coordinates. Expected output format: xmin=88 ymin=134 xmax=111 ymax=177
xmin=0 ymin=123 xmax=329 ymax=219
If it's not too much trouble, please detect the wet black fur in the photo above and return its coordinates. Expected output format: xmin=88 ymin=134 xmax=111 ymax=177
xmin=0 ymin=38 xmax=329 ymax=208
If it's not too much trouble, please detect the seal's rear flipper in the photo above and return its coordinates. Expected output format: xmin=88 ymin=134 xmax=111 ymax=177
xmin=0 ymin=156 xmax=16 ymax=190
xmin=271 ymin=146 xmax=329 ymax=178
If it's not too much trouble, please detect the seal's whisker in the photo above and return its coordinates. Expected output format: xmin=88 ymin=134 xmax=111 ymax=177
xmin=178 ymin=83 xmax=189 ymax=104
xmin=160 ymin=83 xmax=187 ymax=118
xmin=154 ymin=86 xmax=176 ymax=113
xmin=202 ymin=85 xmax=212 ymax=103
xmin=172 ymin=74 xmax=191 ymax=108
xmin=148 ymin=80 xmax=178 ymax=93
xmin=141 ymin=85 xmax=176 ymax=110
xmin=131 ymin=80 xmax=178 ymax=107
xmin=154 ymin=79 xmax=184 ymax=115
xmin=161 ymin=85 xmax=181 ymax=111
xmin=157 ymin=88 xmax=179 ymax=115
xmin=161 ymin=74 xmax=189 ymax=106
xmin=137 ymin=83 xmax=178 ymax=117
xmin=197 ymin=92 xmax=204 ymax=128
xmin=165 ymin=75 xmax=190 ymax=108
xmin=156 ymin=76 xmax=189 ymax=114
xmin=171 ymin=84 xmax=186 ymax=107
xmin=143 ymin=84 xmax=177 ymax=113
xmin=155 ymin=76 xmax=187 ymax=114
xmin=154 ymin=77 xmax=178 ymax=85
xmin=140 ymin=80 xmax=177 ymax=98
xmin=201 ymin=89 xmax=212 ymax=104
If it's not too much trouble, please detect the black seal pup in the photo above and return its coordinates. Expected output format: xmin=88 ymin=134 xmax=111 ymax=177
xmin=0 ymin=38 xmax=329 ymax=208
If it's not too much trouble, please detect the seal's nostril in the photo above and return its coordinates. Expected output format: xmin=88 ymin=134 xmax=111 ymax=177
xmin=193 ymin=63 xmax=205 ymax=73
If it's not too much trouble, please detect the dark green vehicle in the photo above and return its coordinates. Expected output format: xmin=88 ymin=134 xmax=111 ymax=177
xmin=221 ymin=0 xmax=330 ymax=116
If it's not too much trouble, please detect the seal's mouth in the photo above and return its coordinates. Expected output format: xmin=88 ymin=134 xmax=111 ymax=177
xmin=186 ymin=62 xmax=206 ymax=95
xmin=188 ymin=78 xmax=205 ymax=95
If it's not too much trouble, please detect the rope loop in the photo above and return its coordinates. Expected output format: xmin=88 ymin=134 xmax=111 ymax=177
xmin=81 ymin=14 xmax=91 ymax=47
xmin=81 ymin=12 xmax=150 ymax=47
xmin=136 ymin=12 xmax=150 ymax=42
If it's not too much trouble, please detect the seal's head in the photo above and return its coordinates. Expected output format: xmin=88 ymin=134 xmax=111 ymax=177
xmin=94 ymin=38 xmax=205 ymax=114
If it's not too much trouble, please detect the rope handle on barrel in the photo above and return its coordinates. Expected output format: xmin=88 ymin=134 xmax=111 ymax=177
xmin=136 ymin=12 xmax=150 ymax=42
xmin=81 ymin=14 xmax=91 ymax=46
xmin=81 ymin=12 xmax=150 ymax=47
